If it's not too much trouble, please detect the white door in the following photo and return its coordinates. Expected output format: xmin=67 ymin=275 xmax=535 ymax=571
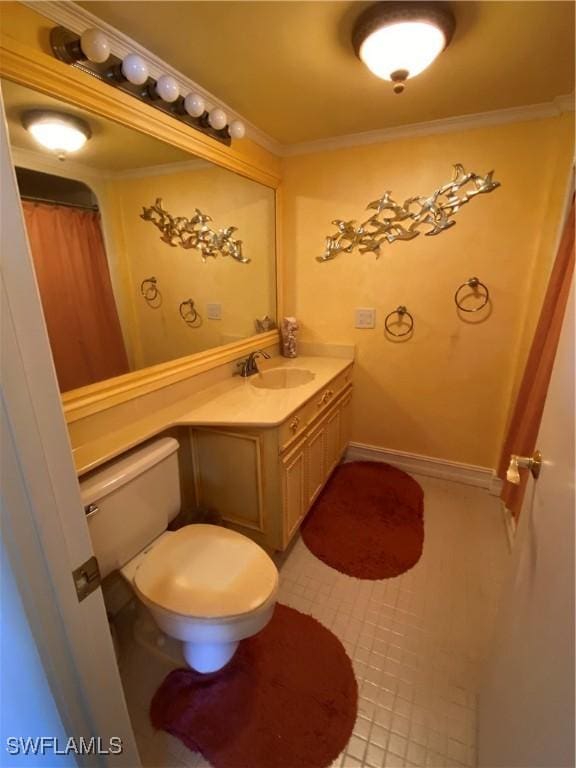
xmin=1 ymin=89 xmax=140 ymax=765
xmin=478 ymin=277 xmax=575 ymax=767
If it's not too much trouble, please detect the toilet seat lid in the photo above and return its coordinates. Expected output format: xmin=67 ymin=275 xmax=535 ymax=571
xmin=133 ymin=525 xmax=278 ymax=619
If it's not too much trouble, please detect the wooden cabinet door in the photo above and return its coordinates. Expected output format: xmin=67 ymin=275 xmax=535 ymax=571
xmin=339 ymin=392 xmax=353 ymax=456
xmin=325 ymin=407 xmax=341 ymax=474
xmin=281 ymin=441 xmax=306 ymax=544
xmin=193 ymin=429 xmax=264 ymax=532
xmin=306 ymin=425 xmax=326 ymax=505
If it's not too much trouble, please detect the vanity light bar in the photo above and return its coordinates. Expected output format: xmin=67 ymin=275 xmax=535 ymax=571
xmin=50 ymin=26 xmax=246 ymax=147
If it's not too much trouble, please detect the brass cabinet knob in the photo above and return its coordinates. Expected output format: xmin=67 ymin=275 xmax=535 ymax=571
xmin=289 ymin=416 xmax=300 ymax=433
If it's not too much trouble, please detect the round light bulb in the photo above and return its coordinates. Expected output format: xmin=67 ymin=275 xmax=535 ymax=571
xmin=359 ymin=21 xmax=446 ymax=81
xmin=184 ymin=93 xmax=205 ymax=118
xmin=229 ymin=120 xmax=246 ymax=140
xmin=155 ymin=75 xmax=179 ymax=103
xmin=80 ymin=28 xmax=110 ymax=64
xmin=121 ymin=53 xmax=149 ymax=85
xmin=208 ymin=108 xmax=227 ymax=131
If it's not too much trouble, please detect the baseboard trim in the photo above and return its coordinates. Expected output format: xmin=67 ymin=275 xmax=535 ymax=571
xmin=345 ymin=442 xmax=500 ymax=490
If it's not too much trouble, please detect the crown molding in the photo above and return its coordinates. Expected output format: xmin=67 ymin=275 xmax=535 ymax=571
xmin=112 ymin=157 xmax=211 ymax=179
xmin=11 ymin=145 xmax=212 ymax=182
xmin=18 ymin=2 xmax=575 ymax=160
xmin=20 ymin=0 xmax=283 ymax=156
xmin=282 ymin=96 xmax=575 ymax=157
xmin=11 ymin=145 xmax=107 ymax=180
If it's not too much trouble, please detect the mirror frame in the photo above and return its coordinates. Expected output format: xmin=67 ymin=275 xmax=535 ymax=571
xmin=1 ymin=28 xmax=283 ymax=423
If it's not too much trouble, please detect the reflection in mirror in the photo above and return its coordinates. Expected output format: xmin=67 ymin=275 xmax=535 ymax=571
xmin=2 ymin=79 xmax=276 ymax=393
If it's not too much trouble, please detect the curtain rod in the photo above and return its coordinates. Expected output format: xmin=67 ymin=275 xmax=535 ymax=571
xmin=20 ymin=195 xmax=99 ymax=212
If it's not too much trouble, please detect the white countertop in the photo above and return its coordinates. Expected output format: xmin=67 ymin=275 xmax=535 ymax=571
xmin=177 ymin=356 xmax=352 ymax=427
xmin=74 ymin=355 xmax=353 ymax=476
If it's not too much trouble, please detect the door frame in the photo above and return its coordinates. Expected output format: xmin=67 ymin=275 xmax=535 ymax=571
xmin=1 ymin=90 xmax=140 ymax=765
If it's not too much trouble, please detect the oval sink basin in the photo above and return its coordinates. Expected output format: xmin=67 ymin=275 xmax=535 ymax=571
xmin=251 ymin=368 xmax=315 ymax=390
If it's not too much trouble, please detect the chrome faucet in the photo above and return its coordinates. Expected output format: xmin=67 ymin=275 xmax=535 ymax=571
xmin=237 ymin=349 xmax=271 ymax=377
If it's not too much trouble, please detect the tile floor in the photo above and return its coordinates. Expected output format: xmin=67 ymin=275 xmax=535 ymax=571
xmin=117 ymin=474 xmax=510 ymax=768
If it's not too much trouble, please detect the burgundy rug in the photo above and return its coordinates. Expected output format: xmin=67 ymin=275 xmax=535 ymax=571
xmin=301 ymin=461 xmax=424 ymax=579
xmin=150 ymin=604 xmax=357 ymax=768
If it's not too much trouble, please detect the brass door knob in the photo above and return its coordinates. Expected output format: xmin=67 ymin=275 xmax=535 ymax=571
xmin=506 ymin=450 xmax=542 ymax=484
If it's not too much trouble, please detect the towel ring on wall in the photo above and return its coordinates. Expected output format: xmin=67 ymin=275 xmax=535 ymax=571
xmin=140 ymin=276 xmax=159 ymax=302
xmin=454 ymin=277 xmax=490 ymax=312
xmin=179 ymin=298 xmax=202 ymax=327
xmin=384 ymin=305 xmax=414 ymax=337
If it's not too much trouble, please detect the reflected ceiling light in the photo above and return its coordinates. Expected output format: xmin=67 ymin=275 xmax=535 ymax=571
xmin=352 ymin=2 xmax=455 ymax=93
xmin=22 ymin=110 xmax=91 ymax=160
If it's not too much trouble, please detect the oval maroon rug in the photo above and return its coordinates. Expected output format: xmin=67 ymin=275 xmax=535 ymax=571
xmin=301 ymin=461 xmax=424 ymax=579
xmin=150 ymin=604 xmax=357 ymax=768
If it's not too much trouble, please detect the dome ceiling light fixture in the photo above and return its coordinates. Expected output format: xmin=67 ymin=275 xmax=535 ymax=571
xmin=352 ymin=1 xmax=456 ymax=94
xmin=22 ymin=110 xmax=92 ymax=160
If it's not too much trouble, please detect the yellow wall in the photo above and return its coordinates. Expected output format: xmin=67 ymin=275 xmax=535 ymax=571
xmin=107 ymin=164 xmax=276 ymax=368
xmin=3 ymin=2 xmax=574 ymax=470
xmin=282 ymin=115 xmax=574 ymax=468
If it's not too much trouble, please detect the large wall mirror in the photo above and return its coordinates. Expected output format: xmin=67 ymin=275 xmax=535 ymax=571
xmin=2 ymin=79 xmax=277 ymax=395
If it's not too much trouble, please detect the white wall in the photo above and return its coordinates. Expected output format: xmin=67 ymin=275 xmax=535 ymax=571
xmin=0 ymin=534 xmax=76 ymax=766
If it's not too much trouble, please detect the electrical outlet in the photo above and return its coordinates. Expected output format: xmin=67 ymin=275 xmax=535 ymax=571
xmin=355 ymin=308 xmax=376 ymax=329
xmin=206 ymin=303 xmax=222 ymax=320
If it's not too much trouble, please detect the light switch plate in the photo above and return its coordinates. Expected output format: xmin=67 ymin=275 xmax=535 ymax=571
xmin=206 ymin=303 xmax=222 ymax=320
xmin=355 ymin=308 xmax=376 ymax=329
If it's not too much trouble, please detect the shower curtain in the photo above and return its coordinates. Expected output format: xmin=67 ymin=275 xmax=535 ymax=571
xmin=22 ymin=201 xmax=130 ymax=392
xmin=497 ymin=199 xmax=574 ymax=518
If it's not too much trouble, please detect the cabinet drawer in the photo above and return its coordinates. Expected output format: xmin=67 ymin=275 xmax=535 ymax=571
xmin=279 ymin=364 xmax=353 ymax=451
xmin=278 ymin=397 xmax=318 ymax=449
xmin=329 ymin=364 xmax=354 ymax=399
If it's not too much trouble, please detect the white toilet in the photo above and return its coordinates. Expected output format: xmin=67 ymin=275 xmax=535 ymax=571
xmin=80 ymin=437 xmax=278 ymax=673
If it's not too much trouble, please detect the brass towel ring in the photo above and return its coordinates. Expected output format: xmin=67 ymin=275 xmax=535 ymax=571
xmin=140 ymin=276 xmax=159 ymax=301
xmin=454 ymin=277 xmax=490 ymax=312
xmin=384 ymin=305 xmax=414 ymax=337
xmin=179 ymin=298 xmax=202 ymax=327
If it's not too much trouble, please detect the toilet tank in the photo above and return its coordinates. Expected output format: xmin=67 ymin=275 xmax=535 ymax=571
xmin=80 ymin=438 xmax=180 ymax=579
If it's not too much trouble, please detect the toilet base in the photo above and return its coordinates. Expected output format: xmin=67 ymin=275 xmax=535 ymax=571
xmin=132 ymin=603 xmax=186 ymax=666
xmin=183 ymin=640 xmax=239 ymax=673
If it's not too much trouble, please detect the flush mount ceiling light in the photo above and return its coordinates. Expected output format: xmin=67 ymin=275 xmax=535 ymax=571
xmin=352 ymin=1 xmax=455 ymax=93
xmin=22 ymin=110 xmax=91 ymax=160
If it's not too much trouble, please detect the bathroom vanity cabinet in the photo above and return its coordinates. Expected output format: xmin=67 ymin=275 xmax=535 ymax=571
xmin=190 ymin=364 xmax=353 ymax=551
